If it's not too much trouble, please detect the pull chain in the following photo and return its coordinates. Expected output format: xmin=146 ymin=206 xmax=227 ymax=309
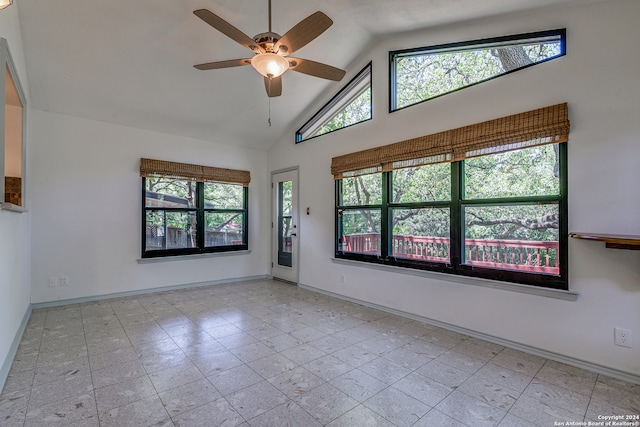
xmin=267 ymin=0 xmax=273 ymax=127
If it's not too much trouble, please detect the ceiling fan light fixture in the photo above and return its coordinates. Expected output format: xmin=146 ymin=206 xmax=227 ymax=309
xmin=251 ymin=53 xmax=289 ymax=78
xmin=0 ymin=0 xmax=13 ymax=10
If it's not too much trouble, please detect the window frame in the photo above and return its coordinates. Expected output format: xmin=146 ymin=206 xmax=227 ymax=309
xmin=296 ymin=62 xmax=372 ymax=143
xmin=141 ymin=179 xmax=249 ymax=259
xmin=389 ymin=29 xmax=566 ymax=112
xmin=1 ymin=38 xmax=28 ymax=212
xmin=335 ymin=143 xmax=568 ymax=290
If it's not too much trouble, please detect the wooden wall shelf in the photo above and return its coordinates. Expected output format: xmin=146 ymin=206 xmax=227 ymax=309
xmin=569 ymin=232 xmax=640 ymax=250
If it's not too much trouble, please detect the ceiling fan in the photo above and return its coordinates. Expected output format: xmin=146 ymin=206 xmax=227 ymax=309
xmin=193 ymin=0 xmax=346 ymax=97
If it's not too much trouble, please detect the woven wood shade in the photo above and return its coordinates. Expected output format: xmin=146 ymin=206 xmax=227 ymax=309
xmin=140 ymin=158 xmax=250 ymax=187
xmin=331 ymin=130 xmax=452 ymax=179
xmin=331 ymin=103 xmax=569 ymax=179
xmin=451 ymin=103 xmax=569 ymax=161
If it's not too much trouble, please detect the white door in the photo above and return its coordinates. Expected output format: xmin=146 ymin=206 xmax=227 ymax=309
xmin=272 ymin=170 xmax=298 ymax=283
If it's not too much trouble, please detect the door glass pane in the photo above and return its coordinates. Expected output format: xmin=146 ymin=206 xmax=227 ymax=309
xmin=338 ymin=209 xmax=381 ymax=256
xmin=463 ymin=203 xmax=559 ymax=274
xmin=278 ymin=181 xmax=293 ymax=267
xmin=145 ymin=178 xmax=196 ymax=208
xmin=391 ymin=208 xmax=450 ymax=261
xmin=205 ymin=212 xmax=244 ymax=247
xmin=145 ymin=210 xmax=197 ymax=250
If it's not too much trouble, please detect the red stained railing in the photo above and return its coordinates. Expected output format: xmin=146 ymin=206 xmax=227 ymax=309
xmin=342 ymin=233 xmax=559 ymax=274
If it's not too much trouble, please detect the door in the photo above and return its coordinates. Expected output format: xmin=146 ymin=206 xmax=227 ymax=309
xmin=272 ymin=170 xmax=298 ymax=283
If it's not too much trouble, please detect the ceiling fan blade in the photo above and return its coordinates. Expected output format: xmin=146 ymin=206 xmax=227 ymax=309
xmin=194 ymin=9 xmax=264 ymax=54
xmin=264 ymin=76 xmax=282 ymax=97
xmin=194 ymin=58 xmax=252 ymax=70
xmin=274 ymin=11 xmax=332 ymax=55
xmin=288 ymin=58 xmax=346 ymax=81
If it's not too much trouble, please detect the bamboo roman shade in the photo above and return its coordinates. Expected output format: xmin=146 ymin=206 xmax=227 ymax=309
xmin=331 ymin=103 xmax=569 ymax=179
xmin=140 ymin=158 xmax=250 ymax=187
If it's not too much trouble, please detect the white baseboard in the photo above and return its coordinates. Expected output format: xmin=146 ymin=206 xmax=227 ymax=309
xmin=298 ymin=282 xmax=640 ymax=385
xmin=31 ymin=275 xmax=270 ymax=309
xmin=0 ymin=305 xmax=32 ymax=391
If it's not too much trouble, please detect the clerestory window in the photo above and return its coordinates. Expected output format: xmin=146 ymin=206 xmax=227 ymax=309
xmin=390 ymin=29 xmax=566 ymax=111
xmin=296 ymin=62 xmax=372 ymax=143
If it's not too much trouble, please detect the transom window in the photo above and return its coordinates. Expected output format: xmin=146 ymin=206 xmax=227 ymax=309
xmin=296 ymin=63 xmax=372 ymax=143
xmin=140 ymin=158 xmax=249 ymax=258
xmin=333 ymin=104 xmax=569 ymax=289
xmin=390 ymin=29 xmax=566 ymax=111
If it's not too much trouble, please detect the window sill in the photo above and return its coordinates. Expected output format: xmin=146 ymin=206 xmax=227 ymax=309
xmin=331 ymin=257 xmax=578 ymax=301
xmin=137 ymin=250 xmax=251 ymax=264
xmin=1 ymin=203 xmax=28 ymax=213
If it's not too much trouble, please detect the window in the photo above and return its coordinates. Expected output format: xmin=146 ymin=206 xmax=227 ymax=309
xmin=390 ymin=29 xmax=566 ymax=111
xmin=140 ymin=158 xmax=249 ymax=258
xmin=1 ymin=38 xmax=27 ymax=210
xmin=296 ymin=62 xmax=372 ymax=143
xmin=334 ymin=104 xmax=569 ymax=289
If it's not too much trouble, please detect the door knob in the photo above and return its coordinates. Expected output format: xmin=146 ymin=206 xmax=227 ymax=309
xmin=291 ymin=233 xmax=297 ymax=237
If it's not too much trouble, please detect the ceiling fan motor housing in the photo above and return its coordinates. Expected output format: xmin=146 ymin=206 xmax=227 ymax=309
xmin=253 ymin=32 xmax=283 ymax=53
xmin=193 ymin=8 xmax=344 ymax=97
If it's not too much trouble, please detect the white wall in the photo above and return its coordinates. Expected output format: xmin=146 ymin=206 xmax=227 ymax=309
xmin=268 ymin=0 xmax=640 ymax=376
xmin=30 ymin=110 xmax=270 ymax=303
xmin=0 ymin=2 xmax=32 ymax=381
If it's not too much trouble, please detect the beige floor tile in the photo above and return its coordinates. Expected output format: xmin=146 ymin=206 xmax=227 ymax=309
xmin=1 ymin=280 xmax=638 ymax=427
xmin=226 ymin=380 xmax=289 ymax=420
xmin=158 ymin=378 xmax=221 ymax=418
xmin=363 ymin=387 xmax=431 ymax=426
xmin=436 ymin=390 xmax=507 ymax=427
xmin=294 ymin=382 xmax=359 ymax=424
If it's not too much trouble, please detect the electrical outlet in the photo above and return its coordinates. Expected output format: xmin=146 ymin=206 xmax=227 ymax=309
xmin=340 ymin=274 xmax=346 ymax=283
xmin=614 ymin=328 xmax=632 ymax=348
xmin=48 ymin=277 xmax=58 ymax=287
xmin=59 ymin=276 xmax=69 ymax=286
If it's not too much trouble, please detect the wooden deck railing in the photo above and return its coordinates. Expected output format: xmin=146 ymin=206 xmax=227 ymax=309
xmin=146 ymin=226 xmax=242 ymax=250
xmin=342 ymin=233 xmax=559 ymax=274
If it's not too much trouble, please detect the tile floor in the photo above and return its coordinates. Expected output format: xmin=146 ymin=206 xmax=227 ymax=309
xmin=0 ymin=279 xmax=638 ymax=426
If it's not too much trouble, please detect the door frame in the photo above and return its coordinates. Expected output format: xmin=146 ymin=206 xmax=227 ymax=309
xmin=271 ymin=167 xmax=300 ymax=284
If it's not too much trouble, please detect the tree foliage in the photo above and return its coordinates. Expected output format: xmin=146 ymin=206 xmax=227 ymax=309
xmin=338 ymin=40 xmax=563 ymax=246
xmin=314 ymin=88 xmax=372 ymax=138
xmin=395 ymin=42 xmax=562 ymax=109
xmin=339 ymin=143 xmax=560 ymax=243
xmin=145 ymin=178 xmax=244 ymax=231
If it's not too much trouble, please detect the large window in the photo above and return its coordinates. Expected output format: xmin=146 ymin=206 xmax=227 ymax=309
xmin=296 ymin=63 xmax=372 ymax=143
xmin=334 ymin=104 xmax=569 ymax=289
xmin=140 ymin=159 xmax=249 ymax=258
xmin=390 ymin=29 xmax=566 ymax=111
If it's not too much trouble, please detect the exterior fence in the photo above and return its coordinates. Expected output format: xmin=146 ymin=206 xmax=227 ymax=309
xmin=343 ymin=233 xmax=559 ymax=274
xmin=146 ymin=226 xmax=242 ymax=249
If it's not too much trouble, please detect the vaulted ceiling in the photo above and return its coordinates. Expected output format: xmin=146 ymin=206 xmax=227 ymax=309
xmin=16 ymin=0 xmax=600 ymax=150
